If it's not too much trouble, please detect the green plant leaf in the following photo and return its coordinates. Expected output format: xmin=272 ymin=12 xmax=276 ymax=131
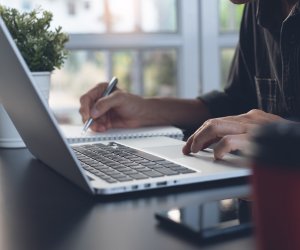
xmin=0 ymin=5 xmax=69 ymax=72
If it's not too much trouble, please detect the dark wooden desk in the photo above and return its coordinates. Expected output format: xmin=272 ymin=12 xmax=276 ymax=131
xmin=0 ymin=148 xmax=255 ymax=250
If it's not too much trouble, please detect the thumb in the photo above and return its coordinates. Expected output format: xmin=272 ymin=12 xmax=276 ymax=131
xmin=90 ymin=91 xmax=124 ymax=119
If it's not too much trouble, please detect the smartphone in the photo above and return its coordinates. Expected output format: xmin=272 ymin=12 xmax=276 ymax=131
xmin=155 ymin=198 xmax=252 ymax=242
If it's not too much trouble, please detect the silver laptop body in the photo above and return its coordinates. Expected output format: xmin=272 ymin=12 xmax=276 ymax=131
xmin=0 ymin=18 xmax=250 ymax=195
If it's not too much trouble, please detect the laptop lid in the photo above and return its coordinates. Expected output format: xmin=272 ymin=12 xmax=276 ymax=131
xmin=0 ymin=17 xmax=92 ymax=193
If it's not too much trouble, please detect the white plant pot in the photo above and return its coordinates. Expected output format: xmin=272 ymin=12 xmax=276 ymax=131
xmin=0 ymin=72 xmax=51 ymax=148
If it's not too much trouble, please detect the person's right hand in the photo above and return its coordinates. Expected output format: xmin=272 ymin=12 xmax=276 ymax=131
xmin=79 ymin=82 xmax=148 ymax=132
xmin=79 ymin=81 xmax=211 ymax=132
xmin=182 ymin=109 xmax=285 ymax=159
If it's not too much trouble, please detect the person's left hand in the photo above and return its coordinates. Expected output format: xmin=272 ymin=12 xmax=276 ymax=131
xmin=182 ymin=109 xmax=286 ymax=159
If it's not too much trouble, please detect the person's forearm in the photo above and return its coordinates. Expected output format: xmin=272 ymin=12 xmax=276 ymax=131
xmin=140 ymin=97 xmax=211 ymax=129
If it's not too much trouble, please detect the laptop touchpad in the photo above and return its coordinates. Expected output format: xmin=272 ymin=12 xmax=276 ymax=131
xmin=143 ymin=145 xmax=187 ymax=160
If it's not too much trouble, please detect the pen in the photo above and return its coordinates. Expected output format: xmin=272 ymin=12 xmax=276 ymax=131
xmin=82 ymin=76 xmax=118 ymax=134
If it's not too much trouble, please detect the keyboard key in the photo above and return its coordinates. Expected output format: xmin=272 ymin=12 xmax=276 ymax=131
xmin=89 ymin=169 xmax=98 ymax=174
xmin=178 ymin=169 xmax=196 ymax=174
xmin=123 ymin=162 xmax=139 ymax=167
xmin=111 ymin=165 xmax=127 ymax=170
xmin=118 ymin=160 xmax=133 ymax=164
xmin=149 ymin=164 xmax=165 ymax=169
xmin=81 ymin=164 xmax=93 ymax=171
xmin=128 ymin=173 xmax=149 ymax=180
xmin=167 ymin=165 xmax=186 ymax=170
xmin=131 ymin=165 xmax=146 ymax=170
xmin=116 ymin=167 xmax=131 ymax=172
xmin=130 ymin=151 xmax=163 ymax=161
xmin=121 ymin=169 xmax=139 ymax=175
xmin=137 ymin=167 xmax=152 ymax=172
xmin=134 ymin=159 xmax=151 ymax=164
xmin=110 ymin=173 xmax=127 ymax=179
xmin=155 ymin=168 xmax=178 ymax=176
xmin=94 ymin=166 xmax=110 ymax=171
xmin=117 ymin=176 xmax=133 ymax=182
xmin=140 ymin=162 xmax=157 ymax=166
xmin=105 ymin=162 xmax=121 ymax=167
xmin=143 ymin=170 xmax=164 ymax=178
xmin=128 ymin=157 xmax=144 ymax=161
xmin=103 ymin=178 xmax=118 ymax=183
xmin=101 ymin=169 xmax=118 ymax=175
xmin=95 ymin=173 xmax=108 ymax=178
xmin=163 ymin=163 xmax=182 ymax=168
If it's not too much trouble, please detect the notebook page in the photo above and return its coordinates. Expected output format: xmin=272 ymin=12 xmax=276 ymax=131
xmin=60 ymin=125 xmax=184 ymax=143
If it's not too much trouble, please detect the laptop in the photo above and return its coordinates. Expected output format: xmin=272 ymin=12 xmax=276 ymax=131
xmin=0 ymin=18 xmax=250 ymax=195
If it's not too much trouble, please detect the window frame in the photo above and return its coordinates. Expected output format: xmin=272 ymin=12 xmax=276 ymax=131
xmin=199 ymin=0 xmax=239 ymax=93
xmin=65 ymin=0 xmax=201 ymax=98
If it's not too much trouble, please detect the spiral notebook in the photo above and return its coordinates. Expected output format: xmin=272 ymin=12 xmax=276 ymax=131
xmin=60 ymin=125 xmax=184 ymax=143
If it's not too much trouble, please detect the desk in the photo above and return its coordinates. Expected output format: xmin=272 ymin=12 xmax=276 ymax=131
xmin=0 ymin=148 xmax=255 ymax=250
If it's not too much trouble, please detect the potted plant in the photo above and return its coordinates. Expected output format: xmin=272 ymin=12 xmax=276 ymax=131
xmin=0 ymin=5 xmax=69 ymax=148
xmin=0 ymin=5 xmax=69 ymax=102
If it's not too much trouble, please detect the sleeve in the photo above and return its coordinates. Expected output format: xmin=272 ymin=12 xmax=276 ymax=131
xmin=199 ymin=2 xmax=258 ymax=118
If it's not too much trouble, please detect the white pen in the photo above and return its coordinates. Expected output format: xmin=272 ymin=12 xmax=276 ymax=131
xmin=82 ymin=76 xmax=118 ymax=134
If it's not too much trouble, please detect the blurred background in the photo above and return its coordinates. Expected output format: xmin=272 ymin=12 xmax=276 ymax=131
xmin=0 ymin=0 xmax=243 ymax=125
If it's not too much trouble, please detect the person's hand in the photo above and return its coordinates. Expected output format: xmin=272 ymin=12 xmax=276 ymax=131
xmin=182 ymin=109 xmax=286 ymax=159
xmin=79 ymin=82 xmax=148 ymax=132
xmin=79 ymin=82 xmax=212 ymax=132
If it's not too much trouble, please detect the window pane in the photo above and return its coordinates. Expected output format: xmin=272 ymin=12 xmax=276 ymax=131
xmin=50 ymin=50 xmax=107 ymax=124
xmin=143 ymin=49 xmax=177 ymax=97
xmin=220 ymin=48 xmax=235 ymax=89
xmin=1 ymin=0 xmax=106 ymax=33
xmin=107 ymin=0 xmax=136 ymax=33
xmin=107 ymin=0 xmax=177 ymax=33
xmin=141 ymin=0 xmax=177 ymax=33
xmin=112 ymin=50 xmax=134 ymax=92
xmin=1 ymin=0 xmax=178 ymax=34
xmin=219 ymin=0 xmax=244 ymax=33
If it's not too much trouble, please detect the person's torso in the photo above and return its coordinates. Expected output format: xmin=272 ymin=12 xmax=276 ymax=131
xmin=244 ymin=0 xmax=300 ymax=118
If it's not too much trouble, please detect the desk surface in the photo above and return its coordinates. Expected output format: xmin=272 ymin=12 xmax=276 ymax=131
xmin=0 ymin=148 xmax=255 ymax=250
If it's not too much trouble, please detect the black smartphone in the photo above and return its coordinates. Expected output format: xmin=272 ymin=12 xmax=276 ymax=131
xmin=155 ymin=197 xmax=252 ymax=242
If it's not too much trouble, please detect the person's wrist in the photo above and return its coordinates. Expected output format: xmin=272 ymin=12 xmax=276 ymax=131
xmin=138 ymin=97 xmax=170 ymax=126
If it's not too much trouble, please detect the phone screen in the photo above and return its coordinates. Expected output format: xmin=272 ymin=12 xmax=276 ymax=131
xmin=155 ymin=198 xmax=252 ymax=241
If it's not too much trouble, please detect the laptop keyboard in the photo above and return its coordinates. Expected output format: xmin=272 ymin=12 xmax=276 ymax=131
xmin=72 ymin=142 xmax=196 ymax=184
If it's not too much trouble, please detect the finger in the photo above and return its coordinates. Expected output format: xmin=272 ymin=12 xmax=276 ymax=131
xmin=95 ymin=112 xmax=115 ymax=132
xmin=182 ymin=120 xmax=225 ymax=155
xmin=182 ymin=133 xmax=219 ymax=155
xmin=90 ymin=90 xmax=124 ymax=119
xmin=182 ymin=126 xmax=205 ymax=155
xmin=79 ymin=95 xmax=93 ymax=122
xmin=213 ymin=134 xmax=249 ymax=159
xmin=189 ymin=119 xmax=250 ymax=153
xmin=79 ymin=83 xmax=109 ymax=121
xmin=182 ymin=134 xmax=195 ymax=155
xmin=90 ymin=122 xmax=107 ymax=132
xmin=88 ymin=115 xmax=109 ymax=132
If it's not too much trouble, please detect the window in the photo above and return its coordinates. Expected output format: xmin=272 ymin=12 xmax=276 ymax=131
xmin=219 ymin=0 xmax=244 ymax=87
xmin=1 ymin=0 xmax=200 ymax=125
xmin=219 ymin=0 xmax=244 ymax=33
xmin=199 ymin=0 xmax=243 ymax=92
xmin=0 ymin=0 xmax=243 ymax=125
xmin=220 ymin=48 xmax=235 ymax=88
